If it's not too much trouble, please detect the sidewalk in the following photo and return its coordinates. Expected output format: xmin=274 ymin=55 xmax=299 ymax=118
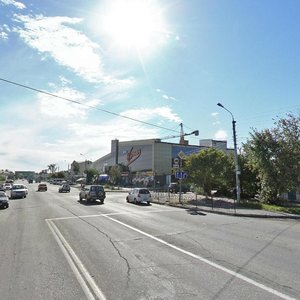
xmin=151 ymin=194 xmax=300 ymax=220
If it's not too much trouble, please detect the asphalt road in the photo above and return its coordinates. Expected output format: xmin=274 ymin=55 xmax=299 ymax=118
xmin=0 ymin=182 xmax=299 ymax=300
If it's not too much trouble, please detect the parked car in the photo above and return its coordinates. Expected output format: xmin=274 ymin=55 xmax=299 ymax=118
xmin=59 ymin=184 xmax=70 ymax=193
xmin=0 ymin=191 xmax=9 ymax=208
xmin=168 ymin=182 xmax=188 ymax=194
xmin=3 ymin=183 xmax=12 ymax=190
xmin=11 ymin=184 xmax=27 ymax=199
xmin=126 ymin=188 xmax=151 ymax=205
xmin=79 ymin=185 xmax=106 ymax=203
xmin=38 ymin=183 xmax=47 ymax=192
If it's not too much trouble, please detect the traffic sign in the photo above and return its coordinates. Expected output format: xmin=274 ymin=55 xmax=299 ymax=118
xmin=175 ymin=171 xmax=188 ymax=179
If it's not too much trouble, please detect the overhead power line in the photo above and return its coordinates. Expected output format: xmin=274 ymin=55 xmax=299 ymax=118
xmin=0 ymin=77 xmax=180 ymax=134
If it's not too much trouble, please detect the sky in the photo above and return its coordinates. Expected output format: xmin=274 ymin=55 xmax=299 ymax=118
xmin=1 ymin=0 xmax=300 ymax=172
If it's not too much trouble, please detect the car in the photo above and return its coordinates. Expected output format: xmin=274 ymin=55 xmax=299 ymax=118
xmin=11 ymin=184 xmax=27 ymax=199
xmin=0 ymin=191 xmax=9 ymax=208
xmin=168 ymin=182 xmax=189 ymax=194
xmin=126 ymin=188 xmax=151 ymax=205
xmin=3 ymin=183 xmax=12 ymax=190
xmin=79 ymin=185 xmax=106 ymax=203
xmin=38 ymin=183 xmax=47 ymax=192
xmin=59 ymin=184 xmax=70 ymax=193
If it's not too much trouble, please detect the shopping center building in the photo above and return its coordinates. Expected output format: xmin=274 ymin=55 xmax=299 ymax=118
xmin=87 ymin=138 xmax=233 ymax=187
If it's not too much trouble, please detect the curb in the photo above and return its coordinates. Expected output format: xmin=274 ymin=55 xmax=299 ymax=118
xmin=152 ymin=200 xmax=300 ymax=220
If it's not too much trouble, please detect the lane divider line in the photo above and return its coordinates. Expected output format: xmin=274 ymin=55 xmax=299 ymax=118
xmin=47 ymin=208 xmax=179 ymax=221
xmin=103 ymin=215 xmax=295 ymax=300
xmin=46 ymin=219 xmax=106 ymax=300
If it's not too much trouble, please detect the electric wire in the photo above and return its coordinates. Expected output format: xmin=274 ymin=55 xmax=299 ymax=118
xmin=0 ymin=77 xmax=180 ymax=134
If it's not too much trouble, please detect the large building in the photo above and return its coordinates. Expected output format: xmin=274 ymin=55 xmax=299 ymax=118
xmin=90 ymin=138 xmax=233 ymax=187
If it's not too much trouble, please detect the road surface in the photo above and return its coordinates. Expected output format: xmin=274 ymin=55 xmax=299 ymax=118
xmin=0 ymin=182 xmax=299 ymax=299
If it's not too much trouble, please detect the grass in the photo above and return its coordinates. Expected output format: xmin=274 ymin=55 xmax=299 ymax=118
xmin=240 ymin=201 xmax=300 ymax=215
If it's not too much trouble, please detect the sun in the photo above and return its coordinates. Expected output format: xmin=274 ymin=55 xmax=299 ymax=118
xmin=101 ymin=0 xmax=167 ymax=51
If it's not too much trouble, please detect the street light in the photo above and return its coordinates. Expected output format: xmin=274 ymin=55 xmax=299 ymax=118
xmin=217 ymin=102 xmax=241 ymax=205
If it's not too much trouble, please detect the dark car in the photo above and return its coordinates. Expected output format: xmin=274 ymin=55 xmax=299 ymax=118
xmin=0 ymin=191 xmax=9 ymax=208
xmin=168 ymin=182 xmax=189 ymax=194
xmin=38 ymin=183 xmax=47 ymax=192
xmin=58 ymin=184 xmax=70 ymax=193
xmin=79 ymin=185 xmax=106 ymax=204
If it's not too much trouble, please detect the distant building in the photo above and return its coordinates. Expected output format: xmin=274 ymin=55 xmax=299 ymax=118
xmin=91 ymin=138 xmax=234 ymax=188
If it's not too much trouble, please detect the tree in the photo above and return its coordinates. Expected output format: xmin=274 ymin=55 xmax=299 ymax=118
xmin=184 ymin=148 xmax=233 ymax=197
xmin=84 ymin=168 xmax=99 ymax=185
xmin=72 ymin=161 xmax=80 ymax=175
xmin=48 ymin=164 xmax=57 ymax=174
xmin=243 ymin=113 xmax=300 ymax=203
xmin=239 ymin=153 xmax=260 ymax=199
xmin=109 ymin=165 xmax=122 ymax=186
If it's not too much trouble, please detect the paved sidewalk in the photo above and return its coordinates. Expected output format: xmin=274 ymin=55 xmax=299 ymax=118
xmin=151 ymin=194 xmax=300 ymax=220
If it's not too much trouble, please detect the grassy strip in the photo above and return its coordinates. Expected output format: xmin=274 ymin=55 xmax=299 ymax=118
xmin=240 ymin=202 xmax=300 ymax=215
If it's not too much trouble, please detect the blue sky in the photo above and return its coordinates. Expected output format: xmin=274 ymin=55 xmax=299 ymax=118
xmin=1 ymin=0 xmax=299 ymax=172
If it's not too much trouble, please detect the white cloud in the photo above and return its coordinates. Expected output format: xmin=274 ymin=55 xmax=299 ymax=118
xmin=12 ymin=14 xmax=134 ymax=87
xmin=0 ymin=31 xmax=8 ymax=39
xmin=13 ymin=14 xmax=104 ymax=82
xmin=37 ymin=80 xmax=101 ymax=119
xmin=0 ymin=0 xmax=25 ymax=9
xmin=211 ymin=112 xmax=219 ymax=117
xmin=214 ymin=130 xmax=228 ymax=140
xmin=121 ymin=106 xmax=181 ymax=123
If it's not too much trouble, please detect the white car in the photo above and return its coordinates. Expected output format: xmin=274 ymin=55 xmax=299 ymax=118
xmin=126 ymin=188 xmax=151 ymax=205
xmin=3 ymin=183 xmax=12 ymax=190
xmin=11 ymin=184 xmax=27 ymax=199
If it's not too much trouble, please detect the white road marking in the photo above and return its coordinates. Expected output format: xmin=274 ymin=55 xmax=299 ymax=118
xmin=46 ymin=219 xmax=106 ymax=300
xmin=103 ymin=215 xmax=296 ymax=300
xmin=47 ymin=208 xmax=179 ymax=221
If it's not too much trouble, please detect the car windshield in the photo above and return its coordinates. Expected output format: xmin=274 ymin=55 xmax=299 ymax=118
xmin=90 ymin=186 xmax=103 ymax=192
xmin=139 ymin=189 xmax=150 ymax=194
xmin=0 ymin=192 xmax=6 ymax=197
xmin=12 ymin=185 xmax=24 ymax=189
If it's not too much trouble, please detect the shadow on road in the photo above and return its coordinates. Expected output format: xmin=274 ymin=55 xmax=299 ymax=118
xmin=185 ymin=207 xmax=206 ymax=216
xmin=77 ymin=200 xmax=104 ymax=206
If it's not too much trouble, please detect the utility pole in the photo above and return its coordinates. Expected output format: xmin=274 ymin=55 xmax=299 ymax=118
xmin=217 ymin=102 xmax=241 ymax=205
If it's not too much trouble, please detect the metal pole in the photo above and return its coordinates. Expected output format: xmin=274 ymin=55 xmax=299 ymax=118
xmin=232 ymin=119 xmax=241 ymax=205
xmin=217 ymin=103 xmax=241 ymax=205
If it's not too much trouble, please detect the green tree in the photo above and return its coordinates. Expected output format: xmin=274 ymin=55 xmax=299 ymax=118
xmin=109 ymin=165 xmax=122 ymax=186
xmin=57 ymin=171 xmax=65 ymax=178
xmin=243 ymin=113 xmax=300 ymax=203
xmin=72 ymin=161 xmax=80 ymax=175
xmin=239 ymin=153 xmax=260 ymax=199
xmin=48 ymin=164 xmax=57 ymax=174
xmin=185 ymin=148 xmax=233 ymax=197
xmin=84 ymin=168 xmax=99 ymax=184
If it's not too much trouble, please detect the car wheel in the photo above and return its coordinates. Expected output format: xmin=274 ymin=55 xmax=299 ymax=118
xmin=126 ymin=197 xmax=129 ymax=202
xmin=147 ymin=201 xmax=150 ymax=205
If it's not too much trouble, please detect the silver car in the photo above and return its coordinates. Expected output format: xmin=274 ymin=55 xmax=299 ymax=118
xmin=11 ymin=184 xmax=27 ymax=199
xmin=126 ymin=188 xmax=151 ymax=205
xmin=0 ymin=191 xmax=9 ymax=208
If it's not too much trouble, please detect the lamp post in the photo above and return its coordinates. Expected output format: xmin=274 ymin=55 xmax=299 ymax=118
xmin=217 ymin=102 xmax=241 ymax=205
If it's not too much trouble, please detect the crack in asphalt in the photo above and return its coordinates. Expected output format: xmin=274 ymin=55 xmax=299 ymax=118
xmin=54 ymin=205 xmax=132 ymax=289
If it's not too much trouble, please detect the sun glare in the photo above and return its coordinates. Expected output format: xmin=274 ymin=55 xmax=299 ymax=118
xmin=102 ymin=0 xmax=167 ymax=51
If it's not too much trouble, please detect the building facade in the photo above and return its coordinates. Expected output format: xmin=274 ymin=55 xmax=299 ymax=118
xmin=91 ymin=138 xmax=233 ymax=187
